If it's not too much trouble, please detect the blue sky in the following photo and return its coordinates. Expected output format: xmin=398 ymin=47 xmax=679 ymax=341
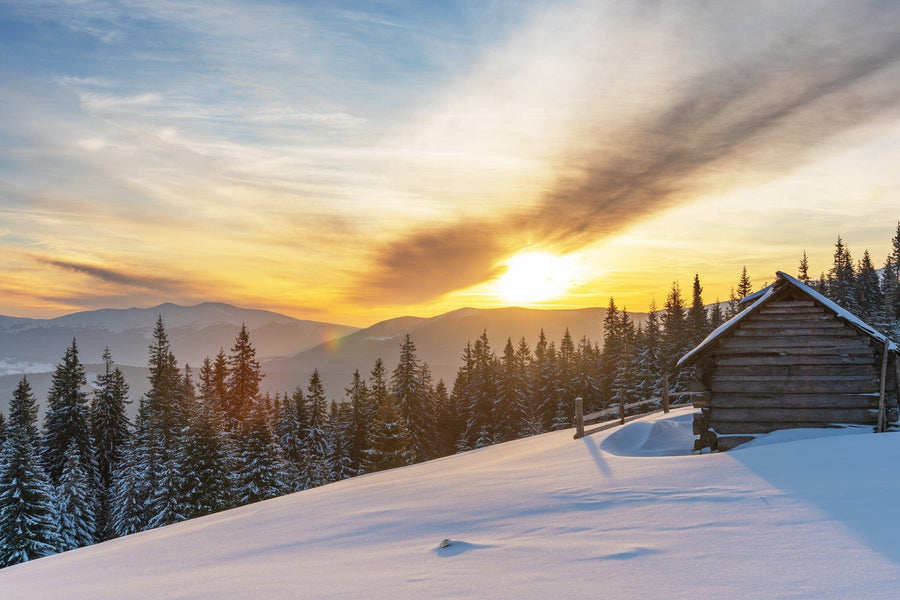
xmin=2 ymin=1 xmax=900 ymax=325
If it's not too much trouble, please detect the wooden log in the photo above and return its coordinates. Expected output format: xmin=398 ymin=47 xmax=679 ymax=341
xmin=719 ymin=336 xmax=871 ymax=349
xmin=619 ymin=391 xmax=625 ymax=425
xmin=764 ymin=300 xmax=816 ymax=308
xmin=708 ymin=392 xmax=880 ymax=409
xmin=710 ymin=407 xmax=880 ymax=423
xmin=734 ymin=327 xmax=856 ymax=337
xmin=758 ymin=306 xmax=829 ymax=315
xmin=711 ymin=374 xmax=876 ymax=383
xmin=574 ymin=397 xmax=584 ymax=439
xmin=710 ymin=379 xmax=879 ymax=394
xmin=739 ymin=318 xmax=846 ymax=329
xmin=716 ymin=436 xmax=756 ymax=451
xmin=715 ymin=346 xmax=875 ymax=358
xmin=712 ymin=365 xmax=876 ymax=378
xmin=711 ymin=421 xmax=855 ymax=434
xmin=714 ymin=355 xmax=877 ymax=367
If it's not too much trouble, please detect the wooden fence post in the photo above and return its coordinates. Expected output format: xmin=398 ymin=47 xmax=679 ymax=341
xmin=574 ymin=397 xmax=584 ymax=439
xmin=662 ymin=373 xmax=670 ymax=414
xmin=878 ymin=343 xmax=889 ymax=432
xmin=618 ymin=391 xmax=625 ymax=425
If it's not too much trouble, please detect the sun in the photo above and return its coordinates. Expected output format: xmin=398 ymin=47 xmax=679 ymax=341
xmin=494 ymin=251 xmax=579 ymax=304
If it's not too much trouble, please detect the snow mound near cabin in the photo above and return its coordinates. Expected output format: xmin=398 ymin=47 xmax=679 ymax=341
xmin=3 ymin=407 xmax=900 ymax=599
xmin=600 ymin=411 xmax=695 ymax=456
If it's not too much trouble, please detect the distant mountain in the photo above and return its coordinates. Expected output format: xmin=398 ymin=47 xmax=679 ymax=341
xmin=264 ymin=306 xmax=644 ymax=399
xmin=0 ymin=302 xmax=359 ymax=411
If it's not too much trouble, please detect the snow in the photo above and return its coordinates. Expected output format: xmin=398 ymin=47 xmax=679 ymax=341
xmin=3 ymin=407 xmax=900 ymax=598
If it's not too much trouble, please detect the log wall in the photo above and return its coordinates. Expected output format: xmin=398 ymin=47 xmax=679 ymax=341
xmin=697 ymin=292 xmax=899 ymax=447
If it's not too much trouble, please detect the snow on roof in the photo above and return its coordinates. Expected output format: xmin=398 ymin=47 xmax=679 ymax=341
xmin=677 ymin=271 xmax=898 ymax=368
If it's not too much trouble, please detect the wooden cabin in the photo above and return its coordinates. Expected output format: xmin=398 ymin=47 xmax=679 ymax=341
xmin=678 ymin=271 xmax=899 ymax=451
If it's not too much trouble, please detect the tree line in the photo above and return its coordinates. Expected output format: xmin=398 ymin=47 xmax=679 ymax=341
xmin=2 ymin=224 xmax=899 ymax=567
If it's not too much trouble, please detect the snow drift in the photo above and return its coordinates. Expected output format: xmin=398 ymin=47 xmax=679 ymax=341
xmin=2 ymin=407 xmax=899 ymax=598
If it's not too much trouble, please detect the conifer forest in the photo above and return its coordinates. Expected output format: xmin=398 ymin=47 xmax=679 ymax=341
xmin=2 ymin=225 xmax=900 ymax=567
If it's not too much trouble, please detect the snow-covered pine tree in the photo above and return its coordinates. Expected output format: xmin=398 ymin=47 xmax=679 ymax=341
xmin=109 ymin=431 xmax=150 ymax=538
xmin=368 ymin=393 xmax=410 ymax=472
xmin=662 ymin=282 xmax=691 ymax=390
xmin=827 ymin=236 xmax=857 ymax=311
xmin=881 ymin=256 xmax=900 ymax=338
xmin=55 ymin=441 xmax=96 ymax=551
xmin=42 ymin=338 xmax=91 ymax=486
xmin=513 ymin=337 xmax=541 ymax=436
xmin=326 ymin=400 xmax=354 ymax=482
xmin=0 ymin=377 xmax=59 ymax=566
xmin=391 ymin=335 xmax=434 ymax=462
xmin=225 ymin=324 xmax=263 ymax=426
xmin=305 ymin=370 xmax=332 ymax=487
xmin=495 ymin=338 xmax=521 ymax=443
xmin=737 ymin=266 xmax=753 ymax=299
xmin=635 ymin=301 xmax=663 ymax=401
xmin=798 ymin=250 xmax=811 ymax=283
xmin=550 ymin=329 xmax=576 ymax=431
xmin=598 ymin=301 xmax=621 ymax=410
xmin=431 ymin=379 xmax=459 ymax=457
xmin=344 ymin=370 xmax=373 ymax=475
xmin=573 ymin=336 xmax=600 ymax=416
xmin=855 ymin=249 xmax=881 ymax=325
xmin=688 ymin=274 xmax=709 ymax=346
xmin=533 ymin=330 xmax=558 ymax=431
xmin=274 ymin=387 xmax=309 ymax=492
xmin=232 ymin=398 xmax=286 ymax=506
xmin=90 ymin=347 xmax=130 ymax=541
xmin=460 ymin=331 xmax=499 ymax=447
xmin=180 ymin=388 xmax=231 ymax=520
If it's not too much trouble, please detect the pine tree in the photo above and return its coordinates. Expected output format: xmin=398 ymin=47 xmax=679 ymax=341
xmin=533 ymin=331 xmax=558 ymax=431
xmin=881 ymin=256 xmax=900 ymax=337
xmin=391 ymin=335 xmax=433 ymax=462
xmin=662 ymin=282 xmax=690 ymax=389
xmin=145 ymin=317 xmax=185 ymax=447
xmin=573 ymin=336 xmax=600 ymax=415
xmin=708 ymin=299 xmax=725 ymax=330
xmin=827 ymin=236 xmax=856 ymax=310
xmin=0 ymin=377 xmax=59 ymax=566
xmin=305 ymin=370 xmax=331 ymax=487
xmin=495 ymin=338 xmax=521 ymax=443
xmin=343 ymin=370 xmax=373 ymax=475
xmin=368 ymin=393 xmax=410 ymax=472
xmin=55 ymin=441 xmax=96 ymax=551
xmin=598 ymin=300 xmax=621 ymax=410
xmin=90 ymin=347 xmax=130 ymax=541
xmin=798 ymin=250 xmax=810 ymax=283
xmin=855 ymin=249 xmax=881 ymax=324
xmin=180 ymin=391 xmax=231 ymax=520
xmin=326 ymin=401 xmax=354 ymax=482
xmin=225 ymin=324 xmax=262 ymax=426
xmin=432 ymin=379 xmax=460 ymax=457
xmin=232 ymin=399 xmax=286 ymax=506
xmin=551 ymin=329 xmax=576 ymax=431
xmin=688 ymin=274 xmax=709 ymax=345
xmin=737 ymin=266 xmax=753 ymax=299
xmin=460 ymin=331 xmax=499 ymax=447
xmin=274 ymin=387 xmax=308 ymax=491
xmin=635 ymin=301 xmax=663 ymax=401
xmin=43 ymin=338 xmax=91 ymax=485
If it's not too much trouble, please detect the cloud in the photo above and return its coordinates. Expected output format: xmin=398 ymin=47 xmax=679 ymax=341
xmin=37 ymin=257 xmax=185 ymax=293
xmin=357 ymin=0 xmax=900 ymax=304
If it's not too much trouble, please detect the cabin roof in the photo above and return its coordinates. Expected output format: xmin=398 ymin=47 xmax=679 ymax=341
xmin=678 ymin=270 xmax=898 ymax=368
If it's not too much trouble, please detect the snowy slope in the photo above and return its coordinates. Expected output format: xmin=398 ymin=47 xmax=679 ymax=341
xmin=2 ymin=408 xmax=900 ymax=598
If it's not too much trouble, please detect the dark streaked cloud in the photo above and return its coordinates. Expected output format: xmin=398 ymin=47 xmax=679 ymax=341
xmin=358 ymin=1 xmax=900 ymax=304
xmin=37 ymin=257 xmax=185 ymax=293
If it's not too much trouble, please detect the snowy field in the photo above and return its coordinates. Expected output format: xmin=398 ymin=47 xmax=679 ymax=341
xmin=2 ymin=407 xmax=900 ymax=598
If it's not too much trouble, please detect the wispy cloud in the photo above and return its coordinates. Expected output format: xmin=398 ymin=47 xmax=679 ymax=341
xmin=356 ymin=1 xmax=900 ymax=304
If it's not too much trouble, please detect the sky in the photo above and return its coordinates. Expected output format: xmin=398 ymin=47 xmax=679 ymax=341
xmin=2 ymin=0 xmax=900 ymax=327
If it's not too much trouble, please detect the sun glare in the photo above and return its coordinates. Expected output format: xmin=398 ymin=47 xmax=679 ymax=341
xmin=494 ymin=252 xmax=579 ymax=304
